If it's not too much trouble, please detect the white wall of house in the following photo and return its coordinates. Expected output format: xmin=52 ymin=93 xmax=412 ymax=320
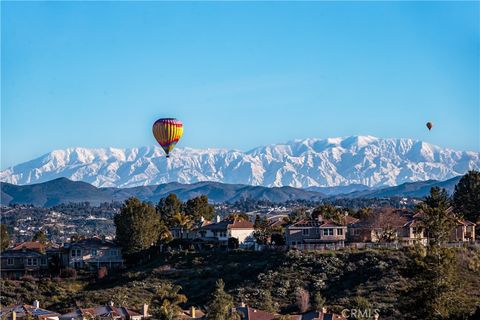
xmin=229 ymin=229 xmax=254 ymax=244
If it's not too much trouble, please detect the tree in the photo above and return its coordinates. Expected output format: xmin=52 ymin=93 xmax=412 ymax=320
xmin=1 ymin=224 xmax=10 ymax=251
xmin=367 ymin=208 xmax=406 ymax=243
xmin=284 ymin=207 xmax=308 ymax=224
xmin=227 ymin=212 xmax=249 ymax=222
xmin=403 ymin=187 xmax=463 ymax=319
xmin=253 ymin=216 xmax=272 ymax=245
xmin=417 ymin=187 xmax=455 ymax=247
xmin=115 ymin=198 xmax=162 ymax=256
xmin=157 ymin=194 xmax=183 ymax=227
xmin=32 ymin=230 xmax=48 ymax=244
xmin=227 ymin=237 xmax=239 ymax=249
xmin=151 ymin=282 xmax=187 ymax=320
xmin=184 ymin=195 xmax=215 ymax=221
xmin=295 ymin=287 xmax=310 ymax=313
xmin=311 ymin=204 xmax=342 ymax=221
xmin=206 ymin=279 xmax=236 ymax=320
xmin=453 ymin=170 xmax=480 ymax=224
xmin=270 ymin=233 xmax=285 ymax=246
xmin=171 ymin=212 xmax=193 ymax=239
xmin=312 ymin=292 xmax=325 ymax=310
xmin=257 ymin=290 xmax=276 ymax=313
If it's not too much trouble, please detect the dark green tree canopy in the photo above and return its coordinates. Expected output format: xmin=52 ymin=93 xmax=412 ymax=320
xmin=32 ymin=230 xmax=48 ymax=244
xmin=115 ymin=197 xmax=162 ymax=255
xmin=453 ymin=170 xmax=480 ymax=224
xmin=206 ymin=279 xmax=236 ymax=320
xmin=417 ymin=187 xmax=455 ymax=247
xmin=157 ymin=194 xmax=183 ymax=227
xmin=184 ymin=195 xmax=215 ymax=221
xmin=1 ymin=224 xmax=10 ymax=251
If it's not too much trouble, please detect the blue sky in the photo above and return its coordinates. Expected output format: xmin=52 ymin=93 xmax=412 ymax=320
xmin=1 ymin=1 xmax=479 ymax=169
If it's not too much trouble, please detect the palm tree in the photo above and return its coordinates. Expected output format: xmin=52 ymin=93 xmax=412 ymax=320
xmin=172 ymin=212 xmax=193 ymax=239
xmin=152 ymin=283 xmax=188 ymax=320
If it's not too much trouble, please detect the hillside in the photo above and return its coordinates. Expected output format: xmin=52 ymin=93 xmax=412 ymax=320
xmin=0 ymin=175 xmax=465 ymax=207
xmin=1 ymin=249 xmax=479 ymax=319
xmin=1 ymin=136 xmax=478 ymax=188
xmin=0 ymin=178 xmax=326 ymax=207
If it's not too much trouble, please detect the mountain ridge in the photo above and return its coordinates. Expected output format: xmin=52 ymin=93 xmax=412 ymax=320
xmin=0 ymin=176 xmax=463 ymax=207
xmin=1 ymin=136 xmax=478 ymax=189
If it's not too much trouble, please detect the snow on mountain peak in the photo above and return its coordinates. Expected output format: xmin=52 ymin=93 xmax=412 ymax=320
xmin=1 ymin=136 xmax=478 ymax=188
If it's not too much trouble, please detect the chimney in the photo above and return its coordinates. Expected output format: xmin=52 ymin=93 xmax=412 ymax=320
xmin=142 ymin=304 xmax=149 ymax=318
xmin=190 ymin=306 xmax=195 ymax=318
xmin=215 ymin=215 xmax=221 ymax=223
xmin=321 ymin=307 xmax=327 ymax=314
xmin=200 ymin=216 xmax=205 ymax=222
xmin=12 ymin=311 xmax=16 ymax=320
xmin=33 ymin=300 xmax=40 ymax=309
xmin=240 ymin=302 xmax=246 ymax=308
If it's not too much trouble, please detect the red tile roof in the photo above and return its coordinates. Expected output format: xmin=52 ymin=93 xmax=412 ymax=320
xmin=12 ymin=242 xmax=46 ymax=251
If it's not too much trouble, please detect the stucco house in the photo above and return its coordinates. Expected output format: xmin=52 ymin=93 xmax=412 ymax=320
xmin=62 ymin=237 xmax=124 ymax=270
xmin=285 ymin=216 xmax=358 ymax=249
xmin=197 ymin=217 xmax=255 ymax=246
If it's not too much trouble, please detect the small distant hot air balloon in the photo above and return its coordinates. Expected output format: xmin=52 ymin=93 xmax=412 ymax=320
xmin=152 ymin=118 xmax=183 ymax=158
xmin=426 ymin=122 xmax=433 ymax=131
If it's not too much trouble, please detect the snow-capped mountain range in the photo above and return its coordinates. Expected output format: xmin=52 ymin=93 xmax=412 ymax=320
xmin=1 ymin=136 xmax=479 ymax=188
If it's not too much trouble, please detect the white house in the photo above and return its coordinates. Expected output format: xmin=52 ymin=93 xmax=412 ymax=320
xmin=197 ymin=217 xmax=255 ymax=246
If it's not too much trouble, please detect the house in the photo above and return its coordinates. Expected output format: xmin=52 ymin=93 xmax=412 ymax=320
xmin=59 ymin=302 xmax=149 ymax=320
xmin=0 ymin=247 xmax=50 ymax=279
xmin=0 ymin=301 xmax=60 ymax=320
xmin=348 ymin=209 xmax=418 ymax=244
xmin=62 ymin=237 xmax=124 ymax=270
xmin=197 ymin=217 xmax=255 ymax=246
xmin=285 ymin=216 xmax=357 ymax=250
xmin=234 ymin=305 xmax=278 ymax=320
xmin=289 ymin=309 xmax=348 ymax=320
xmin=348 ymin=208 xmax=476 ymax=245
xmin=176 ymin=306 xmax=205 ymax=319
xmin=450 ymin=219 xmax=476 ymax=242
xmin=171 ymin=218 xmax=212 ymax=240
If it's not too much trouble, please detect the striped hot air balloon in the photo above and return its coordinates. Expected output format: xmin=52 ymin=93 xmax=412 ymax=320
xmin=152 ymin=118 xmax=184 ymax=158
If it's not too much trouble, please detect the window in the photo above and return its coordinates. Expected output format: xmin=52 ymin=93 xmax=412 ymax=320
xmin=7 ymin=258 xmax=14 ymax=265
xmin=71 ymin=250 xmax=76 ymax=257
xmin=92 ymin=249 xmax=97 ymax=256
xmin=323 ymin=229 xmax=333 ymax=236
xmin=41 ymin=258 xmax=47 ymax=265
xmin=33 ymin=258 xmax=38 ymax=266
xmin=337 ymin=228 xmax=343 ymax=236
xmin=302 ymin=229 xmax=309 ymax=236
xmin=27 ymin=258 xmax=37 ymax=266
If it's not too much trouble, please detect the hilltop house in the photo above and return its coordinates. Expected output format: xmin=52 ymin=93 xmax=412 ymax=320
xmin=0 ymin=301 xmax=60 ymax=320
xmin=62 ymin=237 xmax=124 ymax=270
xmin=59 ymin=302 xmax=149 ymax=320
xmin=348 ymin=208 xmax=476 ymax=245
xmin=0 ymin=242 xmax=56 ymax=279
xmin=171 ymin=217 xmax=212 ymax=240
xmin=285 ymin=216 xmax=358 ymax=250
xmin=197 ymin=216 xmax=255 ymax=246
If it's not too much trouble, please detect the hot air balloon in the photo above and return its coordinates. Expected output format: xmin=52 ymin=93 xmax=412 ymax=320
xmin=152 ymin=118 xmax=183 ymax=158
xmin=426 ymin=122 xmax=433 ymax=131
